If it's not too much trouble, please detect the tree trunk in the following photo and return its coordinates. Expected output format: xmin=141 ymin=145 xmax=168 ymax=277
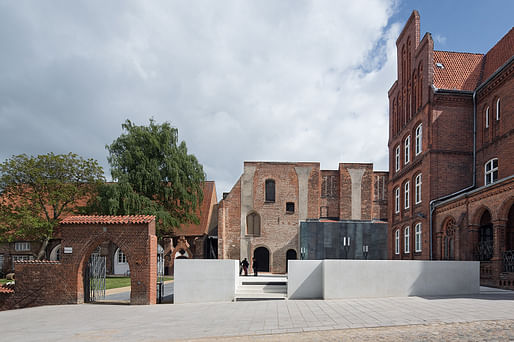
xmin=37 ymin=237 xmax=50 ymax=260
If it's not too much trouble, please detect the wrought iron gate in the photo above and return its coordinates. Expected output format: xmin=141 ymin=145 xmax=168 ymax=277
xmin=156 ymin=246 xmax=164 ymax=303
xmin=84 ymin=250 xmax=106 ymax=303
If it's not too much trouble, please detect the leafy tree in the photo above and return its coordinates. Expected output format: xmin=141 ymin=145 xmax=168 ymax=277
xmin=0 ymin=153 xmax=104 ymax=259
xmin=89 ymin=119 xmax=205 ymax=236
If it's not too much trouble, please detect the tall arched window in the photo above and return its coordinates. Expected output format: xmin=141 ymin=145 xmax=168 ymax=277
xmin=415 ymin=173 xmax=422 ymax=204
xmin=415 ymin=223 xmax=422 ymax=252
xmin=496 ymin=98 xmax=500 ymax=120
xmin=484 ymin=158 xmax=498 ymax=185
xmin=443 ymin=218 xmax=455 ymax=260
xmin=394 ymin=229 xmax=400 ymax=255
xmin=265 ymin=179 xmax=275 ymax=202
xmin=246 ymin=212 xmax=261 ymax=236
xmin=415 ymin=124 xmax=422 ymax=155
xmin=485 ymin=106 xmax=490 ymax=128
xmin=404 ymin=226 xmax=410 ymax=253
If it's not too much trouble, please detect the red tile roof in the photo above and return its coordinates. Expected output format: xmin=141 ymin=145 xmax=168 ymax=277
xmin=61 ymin=215 xmax=155 ymax=225
xmin=481 ymin=27 xmax=514 ymax=83
xmin=433 ymin=51 xmax=484 ymax=91
xmin=0 ymin=286 xmax=14 ymax=294
xmin=174 ymin=181 xmax=217 ymax=237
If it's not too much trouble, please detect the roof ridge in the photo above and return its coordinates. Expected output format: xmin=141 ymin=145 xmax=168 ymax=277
xmin=434 ymin=50 xmax=484 ymax=56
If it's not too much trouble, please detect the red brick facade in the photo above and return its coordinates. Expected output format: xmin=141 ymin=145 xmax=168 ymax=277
xmin=218 ymin=161 xmax=387 ymax=273
xmin=388 ymin=10 xmax=514 ymax=288
xmin=0 ymin=216 xmax=157 ymax=310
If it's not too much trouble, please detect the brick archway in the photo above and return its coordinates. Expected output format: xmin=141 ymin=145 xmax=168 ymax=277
xmin=61 ymin=215 xmax=157 ymax=305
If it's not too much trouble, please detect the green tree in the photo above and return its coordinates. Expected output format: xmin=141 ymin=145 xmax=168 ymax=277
xmin=0 ymin=153 xmax=104 ymax=259
xmin=89 ymin=119 xmax=205 ymax=236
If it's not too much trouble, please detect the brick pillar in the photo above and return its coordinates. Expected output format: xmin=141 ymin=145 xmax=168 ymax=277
xmin=468 ymin=224 xmax=480 ymax=260
xmin=435 ymin=232 xmax=443 ymax=260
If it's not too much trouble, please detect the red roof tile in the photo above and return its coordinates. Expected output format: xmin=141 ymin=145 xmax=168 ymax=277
xmin=0 ymin=286 xmax=14 ymax=294
xmin=61 ymin=215 xmax=155 ymax=225
xmin=481 ymin=27 xmax=514 ymax=83
xmin=433 ymin=51 xmax=483 ymax=91
xmin=174 ymin=181 xmax=217 ymax=237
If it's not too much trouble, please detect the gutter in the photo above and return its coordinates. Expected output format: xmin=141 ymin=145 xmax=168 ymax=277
xmin=427 ymin=57 xmax=513 ymax=260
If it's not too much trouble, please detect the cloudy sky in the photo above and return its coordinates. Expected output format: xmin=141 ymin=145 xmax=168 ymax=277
xmin=1 ymin=1 xmax=512 ymax=198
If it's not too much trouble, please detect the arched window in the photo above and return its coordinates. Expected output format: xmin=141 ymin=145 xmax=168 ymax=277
xmin=443 ymin=218 xmax=456 ymax=260
xmin=415 ymin=124 xmax=422 ymax=155
xmin=404 ymin=181 xmax=410 ymax=209
xmin=394 ymin=229 xmax=400 ymax=255
xmin=49 ymin=244 xmax=61 ymax=261
xmin=395 ymin=145 xmax=400 ymax=172
xmin=496 ymin=98 xmax=500 ymax=120
xmin=415 ymin=223 xmax=422 ymax=252
xmin=484 ymin=158 xmax=498 ymax=185
xmin=415 ymin=173 xmax=422 ymax=204
xmin=404 ymin=226 xmax=410 ymax=253
xmin=265 ymin=179 xmax=275 ymax=202
xmin=394 ymin=187 xmax=400 ymax=213
xmin=485 ymin=106 xmax=489 ymax=128
xmin=246 ymin=212 xmax=261 ymax=236
xmin=404 ymin=135 xmax=410 ymax=164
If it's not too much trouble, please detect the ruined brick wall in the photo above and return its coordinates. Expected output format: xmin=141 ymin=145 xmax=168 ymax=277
xmin=320 ymin=170 xmax=339 ymax=218
xmin=373 ymin=171 xmax=389 ymax=221
xmin=218 ymin=179 xmax=241 ymax=260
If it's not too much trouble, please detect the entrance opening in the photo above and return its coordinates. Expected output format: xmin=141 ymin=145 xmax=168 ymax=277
xmin=84 ymin=246 xmax=107 ymax=303
xmin=286 ymin=249 xmax=297 ymax=272
xmin=253 ymin=247 xmax=270 ymax=272
xmin=477 ymin=210 xmax=493 ymax=261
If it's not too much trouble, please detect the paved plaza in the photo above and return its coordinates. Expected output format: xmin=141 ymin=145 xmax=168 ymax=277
xmin=1 ymin=287 xmax=513 ymax=341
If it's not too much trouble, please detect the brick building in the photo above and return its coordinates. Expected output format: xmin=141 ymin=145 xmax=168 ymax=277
xmin=388 ymin=11 xmax=513 ymax=288
xmin=0 ymin=181 xmax=218 ymax=277
xmin=218 ymin=161 xmax=387 ymax=273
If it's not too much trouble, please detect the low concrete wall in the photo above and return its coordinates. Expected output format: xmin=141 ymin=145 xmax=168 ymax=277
xmin=323 ymin=260 xmax=480 ymax=299
xmin=174 ymin=259 xmax=239 ymax=304
xmin=287 ymin=260 xmax=323 ymax=299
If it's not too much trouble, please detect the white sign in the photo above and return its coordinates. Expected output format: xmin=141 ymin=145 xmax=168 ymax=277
xmin=63 ymin=247 xmax=73 ymax=254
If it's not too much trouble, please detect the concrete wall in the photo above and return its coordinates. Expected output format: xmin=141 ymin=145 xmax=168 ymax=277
xmin=174 ymin=259 xmax=238 ymax=304
xmin=287 ymin=260 xmax=323 ymax=299
xmin=323 ymin=260 xmax=479 ymax=299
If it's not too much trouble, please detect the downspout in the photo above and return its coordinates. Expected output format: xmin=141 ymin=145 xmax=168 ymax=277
xmin=428 ymin=87 xmax=477 ymax=260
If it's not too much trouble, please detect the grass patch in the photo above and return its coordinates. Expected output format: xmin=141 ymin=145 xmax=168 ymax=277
xmin=105 ymin=276 xmax=173 ymax=290
xmin=0 ymin=279 xmax=10 ymax=285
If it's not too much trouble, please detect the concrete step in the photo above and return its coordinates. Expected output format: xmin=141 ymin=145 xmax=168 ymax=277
xmin=234 ymin=292 xmax=287 ymax=301
xmin=236 ymin=285 xmax=287 ymax=294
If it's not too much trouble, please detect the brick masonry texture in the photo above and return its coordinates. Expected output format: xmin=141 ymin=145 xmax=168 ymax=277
xmin=387 ymin=10 xmax=513 ymax=289
xmin=218 ymin=161 xmax=387 ymax=273
xmin=0 ymin=217 xmax=157 ymax=310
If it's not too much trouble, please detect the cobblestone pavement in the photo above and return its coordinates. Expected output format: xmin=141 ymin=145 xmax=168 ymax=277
xmin=184 ymin=320 xmax=514 ymax=341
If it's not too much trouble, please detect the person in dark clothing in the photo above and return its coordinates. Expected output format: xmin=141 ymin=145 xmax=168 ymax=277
xmin=241 ymin=258 xmax=249 ymax=276
xmin=239 ymin=259 xmax=243 ymax=276
xmin=252 ymin=258 xmax=258 ymax=276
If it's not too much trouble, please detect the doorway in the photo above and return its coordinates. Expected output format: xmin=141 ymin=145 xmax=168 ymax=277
xmin=286 ymin=249 xmax=297 ymax=272
xmin=253 ymin=247 xmax=270 ymax=272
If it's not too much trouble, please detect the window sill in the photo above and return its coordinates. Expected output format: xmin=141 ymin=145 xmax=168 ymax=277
xmin=264 ymin=201 xmax=275 ymax=204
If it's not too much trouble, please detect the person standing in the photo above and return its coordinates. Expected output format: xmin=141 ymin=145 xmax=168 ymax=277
xmin=252 ymin=258 xmax=258 ymax=276
xmin=241 ymin=258 xmax=249 ymax=276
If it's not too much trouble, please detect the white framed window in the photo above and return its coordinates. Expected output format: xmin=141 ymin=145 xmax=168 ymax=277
xmin=485 ymin=107 xmax=489 ymax=128
xmin=395 ymin=229 xmax=400 ymax=255
xmin=404 ymin=181 xmax=410 ymax=209
xmin=415 ymin=173 xmax=422 ymax=204
xmin=415 ymin=223 xmax=422 ymax=252
xmin=395 ymin=145 xmax=400 ymax=172
xmin=395 ymin=187 xmax=400 ymax=213
xmin=415 ymin=124 xmax=422 ymax=155
xmin=118 ymin=250 xmax=127 ymax=264
xmin=404 ymin=226 xmax=410 ymax=253
xmin=496 ymin=98 xmax=500 ymax=120
xmin=484 ymin=158 xmax=498 ymax=185
xmin=12 ymin=255 xmax=34 ymax=262
xmin=15 ymin=242 xmax=30 ymax=251
xmin=404 ymin=135 xmax=411 ymax=164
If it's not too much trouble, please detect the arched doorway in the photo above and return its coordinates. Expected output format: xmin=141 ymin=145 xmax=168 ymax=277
xmin=477 ymin=210 xmax=493 ymax=261
xmin=285 ymin=249 xmax=297 ymax=272
xmin=49 ymin=244 xmax=61 ymax=261
xmin=253 ymin=247 xmax=270 ymax=272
